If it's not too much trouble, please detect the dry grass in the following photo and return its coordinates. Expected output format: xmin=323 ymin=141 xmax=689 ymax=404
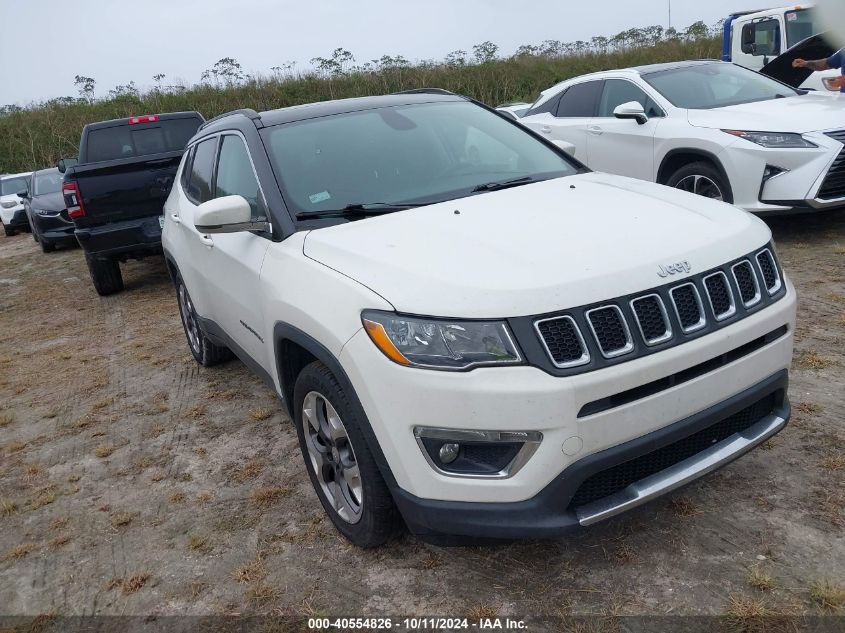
xmin=234 ymin=558 xmax=266 ymax=584
xmin=49 ymin=517 xmax=69 ymax=531
xmin=48 ymin=534 xmax=71 ymax=548
xmin=747 ymin=566 xmax=775 ymax=592
xmin=810 ymin=579 xmax=845 ymax=612
xmin=467 ymin=604 xmax=500 ymax=620
xmin=819 ymin=452 xmax=845 ymax=472
xmin=246 ymin=584 xmax=281 ymax=606
xmin=187 ymin=534 xmax=210 ymax=552
xmin=106 ymin=572 xmax=151 ymax=595
xmin=0 ymin=411 xmax=13 ymax=428
xmin=187 ymin=404 xmax=207 ymax=418
xmin=94 ymin=443 xmax=114 ymax=458
xmin=418 ymin=553 xmax=442 ymax=570
xmin=110 ymin=512 xmax=134 ymax=528
xmin=669 ymin=497 xmax=704 ymax=518
xmin=8 ymin=440 xmax=27 ymax=453
xmin=30 ymin=490 xmax=56 ymax=509
xmin=251 ymin=486 xmax=291 ymax=508
xmin=614 ymin=543 xmax=639 ymax=565
xmin=169 ymin=492 xmax=186 ymax=503
xmin=249 ymin=407 xmax=274 ymax=421
xmin=3 ymin=542 xmax=36 ymax=561
xmin=1 ymin=498 xmax=18 ymax=516
xmin=229 ymin=459 xmax=264 ymax=483
xmin=793 ymin=351 xmax=835 ymax=371
xmin=726 ymin=595 xmax=770 ymax=622
xmin=794 ymin=401 xmax=822 ymax=415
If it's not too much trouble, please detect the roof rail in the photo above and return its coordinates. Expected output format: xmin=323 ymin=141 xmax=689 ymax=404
xmin=391 ymin=88 xmax=456 ymax=96
xmin=200 ymin=108 xmax=262 ymax=130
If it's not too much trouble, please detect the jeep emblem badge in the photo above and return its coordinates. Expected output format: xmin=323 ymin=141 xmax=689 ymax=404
xmin=657 ymin=261 xmax=692 ymax=278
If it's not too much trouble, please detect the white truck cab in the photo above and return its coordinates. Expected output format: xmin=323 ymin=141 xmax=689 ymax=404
xmin=724 ymin=4 xmax=840 ymax=91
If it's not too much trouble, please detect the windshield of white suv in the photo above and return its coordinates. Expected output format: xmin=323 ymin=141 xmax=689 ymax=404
xmin=33 ymin=171 xmax=62 ymax=196
xmin=0 ymin=176 xmax=29 ymax=196
xmin=785 ymin=8 xmax=817 ymax=48
xmin=642 ymin=63 xmax=799 ymax=109
xmin=263 ymin=101 xmax=578 ymax=215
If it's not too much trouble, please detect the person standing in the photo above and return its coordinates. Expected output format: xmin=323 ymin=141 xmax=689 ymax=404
xmin=792 ymin=49 xmax=845 ymax=91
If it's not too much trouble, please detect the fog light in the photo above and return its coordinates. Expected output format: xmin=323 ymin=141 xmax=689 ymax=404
xmin=439 ymin=442 xmax=460 ymax=464
xmin=414 ymin=427 xmax=542 ymax=478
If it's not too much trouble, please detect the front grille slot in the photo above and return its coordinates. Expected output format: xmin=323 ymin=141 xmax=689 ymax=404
xmin=630 ymin=295 xmax=672 ymax=346
xmin=568 ymin=393 xmax=778 ymax=508
xmin=535 ymin=316 xmax=589 ymax=368
xmin=818 ymin=130 xmax=845 ymax=200
xmin=756 ymin=249 xmax=782 ymax=295
xmin=732 ymin=260 xmax=761 ymax=307
xmin=578 ymin=325 xmax=788 ymax=417
xmin=703 ymin=272 xmax=736 ymax=321
xmin=670 ymin=283 xmax=706 ymax=333
xmin=586 ymin=306 xmax=633 ymax=358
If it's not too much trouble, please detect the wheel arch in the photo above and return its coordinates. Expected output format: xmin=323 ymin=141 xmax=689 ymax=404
xmin=273 ymin=322 xmax=398 ymax=489
xmin=657 ymin=148 xmax=732 ymax=192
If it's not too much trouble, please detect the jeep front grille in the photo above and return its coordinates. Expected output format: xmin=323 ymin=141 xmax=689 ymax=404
xmin=530 ymin=243 xmax=786 ymax=377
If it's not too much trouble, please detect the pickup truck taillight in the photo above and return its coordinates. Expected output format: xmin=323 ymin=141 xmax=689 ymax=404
xmin=62 ymin=182 xmax=86 ymax=219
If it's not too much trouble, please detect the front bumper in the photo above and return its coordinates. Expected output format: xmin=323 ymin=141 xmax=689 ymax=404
xmin=0 ymin=204 xmax=24 ymax=225
xmin=721 ymin=130 xmax=845 ymax=214
xmin=74 ymin=216 xmax=162 ymax=259
xmin=393 ymin=370 xmax=789 ymax=539
xmin=32 ymin=212 xmax=75 ymax=242
xmin=6 ymin=209 xmax=30 ymax=229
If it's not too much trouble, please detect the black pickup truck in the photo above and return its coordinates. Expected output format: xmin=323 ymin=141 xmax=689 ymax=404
xmin=61 ymin=111 xmax=204 ymax=295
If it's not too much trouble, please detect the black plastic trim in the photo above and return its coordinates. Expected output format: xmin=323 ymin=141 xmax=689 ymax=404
xmin=392 ymin=370 xmax=789 ymax=539
xmin=196 ymin=315 xmax=276 ymax=391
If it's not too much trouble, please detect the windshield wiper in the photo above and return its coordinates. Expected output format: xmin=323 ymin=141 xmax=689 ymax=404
xmin=471 ymin=176 xmax=535 ymax=193
xmin=296 ymin=202 xmax=419 ymax=220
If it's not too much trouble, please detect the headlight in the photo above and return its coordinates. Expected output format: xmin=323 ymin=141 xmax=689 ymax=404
xmin=722 ymin=130 xmax=818 ymax=148
xmin=361 ymin=310 xmax=522 ymax=370
xmin=35 ymin=209 xmax=58 ymax=216
xmin=1 ymin=200 xmax=17 ymax=209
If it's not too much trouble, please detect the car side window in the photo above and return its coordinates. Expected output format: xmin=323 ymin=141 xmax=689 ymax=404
xmin=598 ymin=79 xmax=664 ymax=118
xmin=179 ymin=145 xmax=195 ymax=191
xmin=186 ymin=138 xmax=217 ymax=204
xmin=555 ymin=81 xmax=603 ymax=118
xmin=214 ymin=135 xmax=267 ymax=218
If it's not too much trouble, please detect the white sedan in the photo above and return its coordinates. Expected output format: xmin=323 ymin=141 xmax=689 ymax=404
xmin=512 ymin=60 xmax=845 ymax=214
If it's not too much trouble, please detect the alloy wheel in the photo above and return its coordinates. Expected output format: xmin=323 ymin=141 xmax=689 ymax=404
xmin=675 ymin=174 xmax=724 ymax=201
xmin=301 ymin=391 xmax=364 ymax=524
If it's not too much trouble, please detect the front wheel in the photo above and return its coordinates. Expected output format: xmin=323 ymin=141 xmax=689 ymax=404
xmin=293 ymin=361 xmax=399 ymax=547
xmin=175 ymin=276 xmax=232 ymax=367
xmin=667 ymin=162 xmax=733 ymax=204
xmin=40 ymin=238 xmax=55 ymax=253
xmin=3 ymin=223 xmax=15 ymax=237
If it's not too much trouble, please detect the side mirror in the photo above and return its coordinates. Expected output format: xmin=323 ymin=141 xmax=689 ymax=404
xmin=17 ymin=190 xmax=29 ymax=199
xmin=194 ymin=195 xmax=267 ymax=233
xmin=551 ymin=139 xmax=576 ymax=155
xmin=57 ymin=157 xmax=78 ymax=174
xmin=613 ymin=101 xmax=648 ymax=125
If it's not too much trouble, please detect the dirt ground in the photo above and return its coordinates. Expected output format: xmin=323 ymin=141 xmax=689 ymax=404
xmin=0 ymin=211 xmax=843 ymax=629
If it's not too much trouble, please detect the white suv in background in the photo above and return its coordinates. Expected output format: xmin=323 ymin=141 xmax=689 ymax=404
xmin=1 ymin=171 xmax=33 ymax=236
xmin=162 ymin=92 xmax=796 ymax=547
xmin=514 ymin=61 xmax=845 ymax=215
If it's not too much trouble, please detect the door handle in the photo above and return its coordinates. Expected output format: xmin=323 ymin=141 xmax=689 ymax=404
xmin=199 ymin=234 xmax=214 ymax=247
xmin=170 ymin=213 xmax=181 ymax=224
xmin=588 ymin=125 xmax=603 ymax=136
xmin=540 ymin=126 xmax=552 ymax=134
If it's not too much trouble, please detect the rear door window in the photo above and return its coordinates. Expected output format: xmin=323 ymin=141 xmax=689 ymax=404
xmin=85 ymin=117 xmax=202 ymax=163
xmin=185 ymin=138 xmax=217 ymax=204
xmin=555 ymin=81 xmax=603 ymax=117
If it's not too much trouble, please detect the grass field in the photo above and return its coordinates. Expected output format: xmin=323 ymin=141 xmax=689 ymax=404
xmin=0 ymin=36 xmax=721 ymax=174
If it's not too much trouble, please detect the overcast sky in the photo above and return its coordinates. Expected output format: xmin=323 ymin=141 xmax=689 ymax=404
xmin=0 ymin=0 xmax=743 ymax=105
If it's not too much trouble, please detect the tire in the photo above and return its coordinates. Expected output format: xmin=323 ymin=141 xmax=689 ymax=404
xmin=40 ymin=239 xmax=55 ymax=253
xmin=175 ymin=276 xmax=233 ymax=366
xmin=666 ymin=161 xmax=733 ymax=204
xmin=3 ymin=223 xmax=15 ymax=237
xmin=85 ymin=254 xmax=124 ymax=296
xmin=293 ymin=361 xmax=400 ymax=547
xmin=32 ymin=231 xmax=38 ymax=242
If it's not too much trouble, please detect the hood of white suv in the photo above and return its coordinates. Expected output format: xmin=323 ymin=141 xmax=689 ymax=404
xmin=302 ymin=173 xmax=771 ymax=318
xmin=687 ymin=93 xmax=845 ymax=134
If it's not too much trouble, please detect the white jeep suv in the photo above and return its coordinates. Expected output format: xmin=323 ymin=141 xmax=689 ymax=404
xmin=514 ymin=60 xmax=845 ymax=215
xmin=1 ymin=171 xmax=33 ymax=236
xmin=162 ymin=92 xmax=796 ymax=546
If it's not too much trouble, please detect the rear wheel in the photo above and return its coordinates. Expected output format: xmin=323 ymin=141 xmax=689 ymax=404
xmin=293 ymin=361 xmax=399 ymax=547
xmin=667 ymin=162 xmax=733 ymax=203
xmin=175 ymin=276 xmax=232 ymax=366
xmin=85 ymin=254 xmax=124 ymax=296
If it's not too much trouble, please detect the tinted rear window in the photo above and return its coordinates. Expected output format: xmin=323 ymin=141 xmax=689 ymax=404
xmin=555 ymin=81 xmax=603 ymax=117
xmin=85 ymin=117 xmax=202 ymax=163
